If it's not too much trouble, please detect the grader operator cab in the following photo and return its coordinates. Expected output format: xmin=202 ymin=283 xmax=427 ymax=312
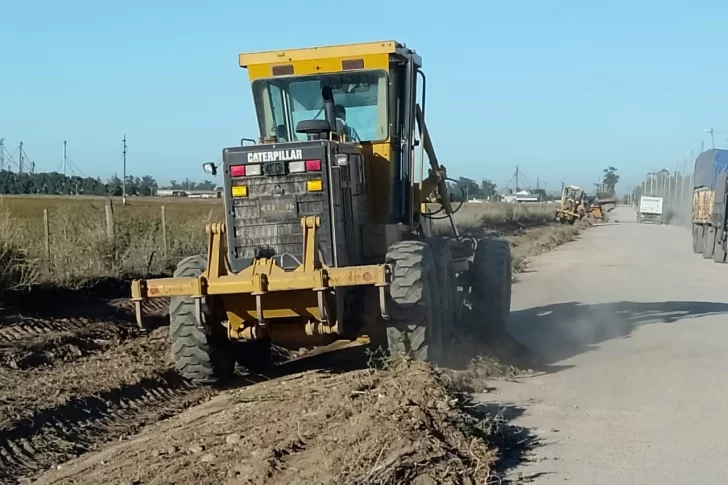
xmin=130 ymin=41 xmax=512 ymax=385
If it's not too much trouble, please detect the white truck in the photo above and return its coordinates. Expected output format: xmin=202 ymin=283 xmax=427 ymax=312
xmin=637 ymin=196 xmax=664 ymax=224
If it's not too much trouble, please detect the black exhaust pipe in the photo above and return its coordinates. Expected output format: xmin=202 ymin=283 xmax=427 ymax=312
xmin=322 ymin=85 xmax=337 ymax=133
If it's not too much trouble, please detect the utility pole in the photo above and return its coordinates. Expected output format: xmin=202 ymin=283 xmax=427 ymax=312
xmin=63 ymin=140 xmax=68 ymax=177
xmin=122 ymin=134 xmax=127 ymax=206
xmin=705 ymin=128 xmax=715 ymax=149
xmin=0 ymin=138 xmax=4 ymax=171
xmin=515 ymin=165 xmax=520 ymax=192
xmin=18 ymin=142 xmax=23 ymax=174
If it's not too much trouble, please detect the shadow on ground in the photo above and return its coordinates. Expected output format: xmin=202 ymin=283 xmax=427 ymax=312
xmin=469 ymin=402 xmax=541 ymax=484
xmin=508 ymin=300 xmax=728 ymax=365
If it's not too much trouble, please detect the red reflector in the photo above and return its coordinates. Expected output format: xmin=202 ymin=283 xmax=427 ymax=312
xmin=230 ymin=165 xmax=246 ymax=177
xmin=305 ymin=159 xmax=321 ymax=171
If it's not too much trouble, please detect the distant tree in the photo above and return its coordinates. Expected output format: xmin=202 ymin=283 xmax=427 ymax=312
xmin=480 ymin=179 xmax=497 ymax=198
xmin=195 ymin=180 xmax=217 ymax=191
xmin=602 ymin=166 xmax=620 ymax=195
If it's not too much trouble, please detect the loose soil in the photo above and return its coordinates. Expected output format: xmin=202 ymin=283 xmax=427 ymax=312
xmin=30 ymin=360 xmax=497 ymax=485
xmin=0 ymin=220 xmax=585 ymax=484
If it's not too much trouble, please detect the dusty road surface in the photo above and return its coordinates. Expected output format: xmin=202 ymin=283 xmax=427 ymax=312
xmin=484 ymin=206 xmax=728 ymax=484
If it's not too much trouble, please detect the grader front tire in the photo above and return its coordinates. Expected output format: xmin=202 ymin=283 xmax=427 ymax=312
xmin=384 ymin=241 xmax=443 ymax=365
xmin=169 ymin=255 xmax=235 ymax=386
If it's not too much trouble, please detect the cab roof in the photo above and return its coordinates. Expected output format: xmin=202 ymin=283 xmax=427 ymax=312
xmin=238 ymin=41 xmax=419 ymax=68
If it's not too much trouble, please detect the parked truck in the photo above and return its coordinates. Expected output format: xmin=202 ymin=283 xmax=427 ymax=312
xmin=691 ymin=149 xmax=728 ymax=261
xmin=637 ymin=196 xmax=663 ymax=224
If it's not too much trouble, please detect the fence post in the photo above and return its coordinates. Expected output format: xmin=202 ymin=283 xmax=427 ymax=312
xmin=161 ymin=205 xmax=168 ymax=257
xmin=43 ymin=209 xmax=51 ymax=263
xmin=105 ymin=202 xmax=114 ymax=242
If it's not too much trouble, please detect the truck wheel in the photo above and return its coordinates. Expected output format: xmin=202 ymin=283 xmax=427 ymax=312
xmin=470 ymin=238 xmax=512 ymax=335
xmin=426 ymin=237 xmax=458 ymax=335
xmin=713 ymin=233 xmax=727 ymax=263
xmin=696 ymin=225 xmax=706 ymax=254
xmin=703 ymin=227 xmax=716 ymax=259
xmin=384 ymin=241 xmax=443 ymax=365
xmin=169 ymin=255 xmax=235 ymax=385
xmin=692 ymin=225 xmax=700 ymax=253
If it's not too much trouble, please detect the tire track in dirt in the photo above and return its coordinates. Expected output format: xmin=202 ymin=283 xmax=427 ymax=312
xmin=0 ymin=370 xmax=214 ymax=485
xmin=0 ymin=298 xmax=168 ymax=344
xmin=0 ymin=296 xmax=202 ymax=485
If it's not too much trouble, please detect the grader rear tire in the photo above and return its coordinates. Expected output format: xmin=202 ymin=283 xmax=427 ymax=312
xmin=470 ymin=239 xmax=512 ymax=334
xmin=426 ymin=237 xmax=458 ymax=334
xmin=384 ymin=241 xmax=443 ymax=364
xmin=169 ymin=255 xmax=235 ymax=386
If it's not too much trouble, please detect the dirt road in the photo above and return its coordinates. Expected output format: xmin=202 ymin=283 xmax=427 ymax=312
xmin=485 ymin=206 xmax=728 ymax=483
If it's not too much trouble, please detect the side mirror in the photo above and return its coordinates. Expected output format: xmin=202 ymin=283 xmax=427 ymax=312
xmin=202 ymin=162 xmax=218 ymax=176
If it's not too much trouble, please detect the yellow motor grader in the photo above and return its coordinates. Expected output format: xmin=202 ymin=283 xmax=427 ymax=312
xmin=556 ymin=185 xmax=587 ymax=225
xmin=130 ymin=41 xmax=512 ymax=385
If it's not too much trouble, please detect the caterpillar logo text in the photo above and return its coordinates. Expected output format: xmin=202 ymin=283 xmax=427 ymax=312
xmin=247 ymin=149 xmax=303 ymax=163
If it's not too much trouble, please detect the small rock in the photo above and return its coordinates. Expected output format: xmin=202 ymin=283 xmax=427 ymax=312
xmin=166 ymin=445 xmax=178 ymax=455
xmin=551 ymin=428 xmax=559 ymax=433
xmin=200 ymin=453 xmax=215 ymax=463
xmin=226 ymin=433 xmax=241 ymax=445
xmin=189 ymin=444 xmax=205 ymax=454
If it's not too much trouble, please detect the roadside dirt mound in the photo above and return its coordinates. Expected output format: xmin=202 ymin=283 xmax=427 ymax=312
xmin=32 ymin=360 xmax=497 ymax=485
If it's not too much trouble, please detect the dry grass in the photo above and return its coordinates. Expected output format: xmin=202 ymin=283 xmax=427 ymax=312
xmin=430 ymin=202 xmax=557 ymax=235
xmin=0 ymin=195 xmax=223 ymax=289
xmin=0 ymin=197 xmax=560 ymax=292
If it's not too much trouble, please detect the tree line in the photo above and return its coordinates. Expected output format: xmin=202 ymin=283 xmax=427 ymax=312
xmin=447 ymin=177 xmax=499 ymax=201
xmin=0 ymin=171 xmax=218 ymax=196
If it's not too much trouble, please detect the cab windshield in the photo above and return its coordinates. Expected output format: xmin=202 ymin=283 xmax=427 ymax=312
xmin=252 ymin=70 xmax=388 ymax=143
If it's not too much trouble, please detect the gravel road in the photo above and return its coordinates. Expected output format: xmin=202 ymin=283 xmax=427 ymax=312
xmin=482 ymin=206 xmax=728 ymax=483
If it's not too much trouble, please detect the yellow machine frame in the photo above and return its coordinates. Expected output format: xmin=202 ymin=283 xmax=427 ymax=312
xmin=131 ymin=41 xmax=454 ymax=334
xmin=556 ymin=184 xmax=586 ymax=224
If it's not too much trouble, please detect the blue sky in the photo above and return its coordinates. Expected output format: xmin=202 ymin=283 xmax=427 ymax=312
xmin=1 ymin=0 xmax=726 ymax=194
